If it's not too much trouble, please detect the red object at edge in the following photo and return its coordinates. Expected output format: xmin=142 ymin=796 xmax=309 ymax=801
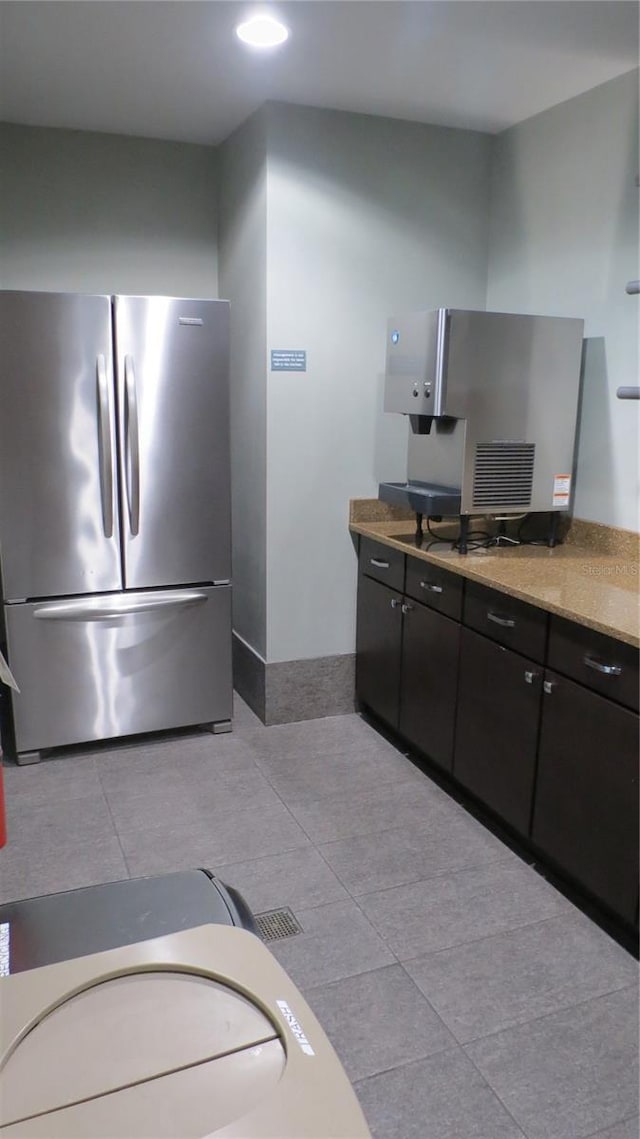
xmin=0 ymin=760 xmax=6 ymax=847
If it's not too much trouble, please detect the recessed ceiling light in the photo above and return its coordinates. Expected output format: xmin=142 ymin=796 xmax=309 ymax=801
xmin=236 ymin=14 xmax=289 ymax=48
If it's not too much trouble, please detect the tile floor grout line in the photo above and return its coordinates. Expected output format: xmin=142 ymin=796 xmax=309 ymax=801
xmin=97 ymin=777 xmax=133 ymax=879
xmin=331 ymin=849 xmax=523 ymax=900
xmin=309 ymin=834 xmax=364 ymax=904
xmin=351 ymin=853 xmax=565 ymax=905
xmin=255 ymin=754 xmax=425 ymax=797
xmin=315 ymin=811 xmax=513 ymax=855
xmin=394 ymin=959 xmax=463 ymax=1047
xmin=350 ymin=1044 xmax=468 ymax=1090
xmin=344 ymin=891 xmax=403 ymax=967
xmin=287 ymin=841 xmax=585 ymax=982
xmin=375 ymin=906 xmax=618 ymax=968
xmin=459 ymin=980 xmax=640 ymax=1053
xmin=348 ymin=1036 xmax=531 ymax=1139
xmin=397 ymin=908 xmax=634 ymax=968
xmin=454 ymin=1034 xmax=536 ymax=1139
xmin=341 ymin=885 xmax=577 ymax=966
xmin=342 ymin=1036 xmax=458 ymax=1090
xmin=253 ymin=761 xmax=345 ymax=852
xmin=582 ymin=1112 xmax=640 ymax=1139
xmin=281 ymin=805 xmax=466 ymax=852
xmin=434 ymin=976 xmax=639 ymax=1051
xmin=108 ymin=783 xmax=313 ymax=845
xmin=302 ymin=958 xmax=413 ymax=997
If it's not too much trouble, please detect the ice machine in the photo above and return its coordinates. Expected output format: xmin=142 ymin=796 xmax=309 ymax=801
xmin=380 ymin=308 xmax=584 ymax=551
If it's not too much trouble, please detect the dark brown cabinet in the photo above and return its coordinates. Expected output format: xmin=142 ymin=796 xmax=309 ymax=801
xmin=453 ymin=627 xmax=542 ymax=835
xmin=404 ymin=560 xmax=463 ymax=621
xmin=355 ymin=552 xmax=460 ymax=770
xmin=359 ymin=536 xmax=405 ymax=592
xmin=355 ymin=572 xmax=403 ymax=730
xmin=354 ymin=540 xmax=639 ymax=931
xmin=463 ymin=579 xmax=548 ymax=663
xmin=399 ymin=602 xmax=460 ymax=772
xmin=532 ymin=670 xmax=639 ymax=924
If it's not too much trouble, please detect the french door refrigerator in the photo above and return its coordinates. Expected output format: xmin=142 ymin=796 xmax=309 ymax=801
xmin=0 ymin=292 xmax=232 ymax=764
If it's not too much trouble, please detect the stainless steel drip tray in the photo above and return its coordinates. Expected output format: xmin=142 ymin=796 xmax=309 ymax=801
xmin=378 ymin=481 xmax=461 ymax=516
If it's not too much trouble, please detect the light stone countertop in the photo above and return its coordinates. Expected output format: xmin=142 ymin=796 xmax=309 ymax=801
xmin=349 ymin=510 xmax=640 ymax=649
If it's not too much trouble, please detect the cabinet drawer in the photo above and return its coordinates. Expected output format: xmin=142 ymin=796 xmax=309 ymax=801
xmin=548 ymin=617 xmax=639 ymax=712
xmin=404 ymin=559 xmax=463 ymax=620
xmin=359 ymin=536 xmax=405 ymax=592
xmin=463 ymin=580 xmax=548 ymax=663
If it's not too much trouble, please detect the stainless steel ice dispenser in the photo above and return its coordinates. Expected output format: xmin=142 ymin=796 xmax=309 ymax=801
xmin=381 ymin=308 xmax=584 ymax=548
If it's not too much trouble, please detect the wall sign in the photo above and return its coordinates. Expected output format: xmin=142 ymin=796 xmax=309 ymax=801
xmin=271 ymin=350 xmax=307 ymax=372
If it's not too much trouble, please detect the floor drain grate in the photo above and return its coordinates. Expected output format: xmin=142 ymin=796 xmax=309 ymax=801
xmin=255 ymin=907 xmax=303 ymax=942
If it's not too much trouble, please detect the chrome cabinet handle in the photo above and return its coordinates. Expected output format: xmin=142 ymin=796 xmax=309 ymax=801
xmin=124 ymin=354 xmax=141 ymax=536
xmin=487 ymin=611 xmax=516 ymax=628
xmin=402 ymin=603 xmax=414 ymax=614
xmin=584 ymin=655 xmax=622 ymax=677
xmin=96 ymin=355 xmax=114 ymax=538
xmin=370 ymin=558 xmax=390 ymax=569
xmin=34 ymin=592 xmax=207 ymax=621
xmin=524 ymin=671 xmax=538 ymax=684
xmin=543 ymin=680 xmax=556 ymax=694
xmin=420 ymin=581 xmax=443 ymax=594
xmin=390 ymin=598 xmax=401 ymax=609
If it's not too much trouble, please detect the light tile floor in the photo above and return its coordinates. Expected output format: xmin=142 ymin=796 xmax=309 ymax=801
xmin=1 ymin=696 xmax=638 ymax=1139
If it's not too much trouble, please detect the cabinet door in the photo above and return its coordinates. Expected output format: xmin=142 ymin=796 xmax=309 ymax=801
xmin=399 ymin=602 xmax=460 ymax=772
xmin=532 ymin=670 xmax=639 ymax=924
xmin=355 ymin=574 xmax=402 ymax=729
xmin=453 ymin=627 xmax=542 ymax=835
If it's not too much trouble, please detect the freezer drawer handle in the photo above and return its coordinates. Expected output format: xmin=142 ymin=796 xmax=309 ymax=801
xmin=124 ymin=354 xmax=141 ymax=537
xmin=487 ymin=611 xmax=516 ymax=629
xmin=96 ymin=355 xmax=114 ymax=538
xmin=583 ymin=655 xmax=622 ymax=677
xmin=33 ymin=593 xmax=208 ymax=621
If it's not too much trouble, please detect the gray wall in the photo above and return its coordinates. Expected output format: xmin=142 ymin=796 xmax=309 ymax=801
xmin=265 ymin=104 xmax=492 ymax=662
xmin=486 ymin=71 xmax=639 ymax=530
xmin=218 ymin=111 xmax=269 ymax=658
xmin=3 ymin=79 xmax=637 ymax=679
xmin=0 ymin=123 xmax=218 ymax=296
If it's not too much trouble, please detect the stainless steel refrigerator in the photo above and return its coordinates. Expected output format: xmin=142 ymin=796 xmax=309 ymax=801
xmin=0 ymin=291 xmax=232 ymax=764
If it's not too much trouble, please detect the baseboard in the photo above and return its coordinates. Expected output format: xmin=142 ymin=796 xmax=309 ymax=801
xmin=232 ymin=634 xmax=356 ymax=726
xmin=232 ymin=633 xmax=266 ymax=722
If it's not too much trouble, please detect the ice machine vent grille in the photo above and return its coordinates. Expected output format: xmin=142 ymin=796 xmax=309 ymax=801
xmin=472 ymin=443 xmax=536 ymax=509
xmin=255 ymin=907 xmax=303 ymax=942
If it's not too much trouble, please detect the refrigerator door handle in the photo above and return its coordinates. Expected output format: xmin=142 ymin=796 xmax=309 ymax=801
xmin=124 ymin=354 xmax=141 ymax=537
xmin=33 ymin=591 xmax=208 ymax=621
xmin=96 ymin=355 xmax=114 ymax=538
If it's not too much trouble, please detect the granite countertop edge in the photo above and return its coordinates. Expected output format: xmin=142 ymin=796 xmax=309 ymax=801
xmin=349 ymin=517 xmax=640 ymax=649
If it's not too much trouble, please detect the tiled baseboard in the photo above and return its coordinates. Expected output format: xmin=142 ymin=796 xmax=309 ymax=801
xmin=265 ymin=654 xmax=356 ymax=725
xmin=232 ymin=633 xmax=356 ymax=725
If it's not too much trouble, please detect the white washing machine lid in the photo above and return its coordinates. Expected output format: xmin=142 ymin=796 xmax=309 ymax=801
xmin=0 ymin=924 xmax=370 ymax=1139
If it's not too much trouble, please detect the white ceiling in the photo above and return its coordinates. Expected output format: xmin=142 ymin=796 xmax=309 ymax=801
xmin=0 ymin=1 xmax=637 ymax=144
